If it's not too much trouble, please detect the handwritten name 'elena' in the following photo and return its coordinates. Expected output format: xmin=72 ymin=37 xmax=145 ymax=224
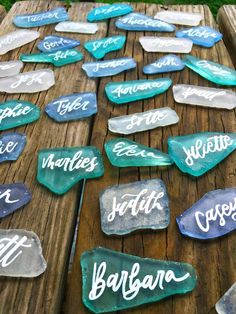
xmin=113 ymin=141 xmax=162 ymax=159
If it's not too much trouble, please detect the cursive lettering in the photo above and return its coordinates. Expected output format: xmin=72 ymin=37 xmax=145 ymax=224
xmin=0 ymin=104 xmax=33 ymax=124
xmin=126 ymin=110 xmax=168 ymax=130
xmin=55 ymin=97 xmax=89 ymax=115
xmin=113 ymin=141 xmax=162 ymax=159
xmin=182 ymin=87 xmax=226 ymax=101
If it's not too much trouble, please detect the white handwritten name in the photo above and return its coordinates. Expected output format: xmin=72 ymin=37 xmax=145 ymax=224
xmin=27 ymin=11 xmax=59 ymax=22
xmin=126 ymin=110 xmax=168 ymax=130
xmin=92 ymin=37 xmax=120 ymax=51
xmin=197 ymin=60 xmax=230 ymax=76
xmin=43 ymin=38 xmax=71 ymax=51
xmin=94 ymin=5 xmax=126 ymax=16
xmin=10 ymin=72 xmax=45 ymax=89
xmin=121 ymin=16 xmax=164 ymax=27
xmin=111 ymin=82 xmax=165 ymax=97
xmin=50 ymin=49 xmax=77 ymax=61
xmin=113 ymin=141 xmax=161 ymax=159
xmin=0 ymin=140 xmax=18 ymax=155
xmin=54 ymin=97 xmax=89 ymax=116
xmin=93 ymin=59 xmax=129 ymax=72
xmin=152 ymin=57 xmax=178 ymax=68
xmin=0 ymin=103 xmax=33 ymax=124
xmin=182 ymin=28 xmax=217 ymax=39
xmin=0 ymin=189 xmax=19 ymax=204
xmin=182 ymin=87 xmax=226 ymax=101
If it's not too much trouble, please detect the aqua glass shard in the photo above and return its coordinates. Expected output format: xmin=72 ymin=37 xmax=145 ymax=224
xmin=82 ymin=57 xmax=136 ymax=78
xmin=0 ymin=100 xmax=40 ymax=130
xmin=84 ymin=35 xmax=126 ymax=59
xmin=216 ymin=282 xmax=236 ymax=314
xmin=176 ymin=188 xmax=236 ymax=240
xmin=0 ymin=30 xmax=40 ymax=55
xmin=20 ymin=49 xmax=83 ymax=67
xmin=55 ymin=22 xmax=98 ymax=34
xmin=100 ymin=179 xmax=170 ymax=235
xmin=0 ymin=229 xmax=46 ymax=277
xmin=105 ymin=78 xmax=172 ymax=104
xmin=184 ymin=55 xmax=236 ymax=86
xmin=168 ymin=132 xmax=236 ymax=177
xmin=37 ymin=35 xmax=80 ymax=53
xmin=0 ymin=61 xmax=23 ymax=78
xmin=37 ymin=146 xmax=104 ymax=195
xmin=0 ymin=132 xmax=26 ymax=163
xmin=154 ymin=11 xmax=203 ymax=26
xmin=108 ymin=107 xmax=179 ymax=135
xmin=176 ymin=26 xmax=222 ymax=47
xmin=173 ymin=84 xmax=236 ymax=110
xmin=105 ymin=138 xmax=173 ymax=167
xmin=45 ymin=92 xmax=97 ymax=122
xmin=81 ymin=247 xmax=197 ymax=313
xmin=87 ymin=4 xmax=133 ymax=22
xmin=0 ymin=183 xmax=31 ymax=218
xmin=13 ymin=7 xmax=69 ymax=28
xmin=143 ymin=54 xmax=185 ymax=74
xmin=116 ymin=12 xmax=175 ymax=32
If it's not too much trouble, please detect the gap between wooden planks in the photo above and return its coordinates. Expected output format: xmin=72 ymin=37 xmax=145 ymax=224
xmin=63 ymin=3 xmax=236 ymax=314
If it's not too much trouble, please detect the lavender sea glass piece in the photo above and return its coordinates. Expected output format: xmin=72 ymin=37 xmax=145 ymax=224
xmin=0 ymin=132 xmax=26 ymax=163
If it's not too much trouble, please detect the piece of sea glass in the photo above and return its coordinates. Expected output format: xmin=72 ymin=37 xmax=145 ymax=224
xmin=0 ymin=183 xmax=31 ymax=218
xmin=20 ymin=49 xmax=83 ymax=67
xmin=0 ymin=69 xmax=55 ymax=93
xmin=108 ymin=107 xmax=179 ymax=135
xmin=100 ymin=179 xmax=170 ymax=235
xmin=176 ymin=26 xmax=222 ymax=47
xmin=0 ymin=61 xmax=23 ymax=78
xmin=184 ymin=55 xmax=236 ymax=86
xmin=55 ymin=22 xmax=98 ymax=34
xmin=115 ymin=13 xmax=175 ymax=32
xmin=168 ymin=132 xmax=236 ymax=177
xmin=84 ymin=35 xmax=126 ymax=59
xmin=173 ymin=84 xmax=236 ymax=110
xmin=154 ymin=11 xmax=203 ymax=26
xmin=37 ymin=35 xmax=80 ymax=53
xmin=0 ymin=132 xmax=26 ymax=163
xmin=105 ymin=78 xmax=172 ymax=104
xmin=105 ymin=138 xmax=173 ymax=167
xmin=45 ymin=92 xmax=97 ymax=122
xmin=143 ymin=54 xmax=185 ymax=74
xmin=176 ymin=188 xmax=236 ymax=240
xmin=0 ymin=100 xmax=40 ymax=130
xmin=140 ymin=36 xmax=193 ymax=53
xmin=0 ymin=229 xmax=46 ymax=277
xmin=82 ymin=57 xmax=136 ymax=78
xmin=37 ymin=146 xmax=104 ymax=194
xmin=87 ymin=4 xmax=133 ymax=22
xmin=13 ymin=7 xmax=69 ymax=28
xmin=81 ymin=247 xmax=197 ymax=313
xmin=216 ymin=282 xmax=236 ymax=314
xmin=0 ymin=30 xmax=39 ymax=55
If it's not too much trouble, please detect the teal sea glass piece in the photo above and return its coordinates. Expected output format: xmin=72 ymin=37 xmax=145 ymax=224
xmin=105 ymin=138 xmax=173 ymax=167
xmin=0 ymin=100 xmax=40 ymax=130
xmin=37 ymin=146 xmax=104 ymax=195
xmin=168 ymin=132 xmax=236 ymax=177
xmin=84 ymin=35 xmax=126 ymax=59
xmin=87 ymin=4 xmax=133 ymax=22
xmin=13 ymin=7 xmax=69 ymax=28
xmin=184 ymin=55 xmax=236 ymax=86
xmin=81 ymin=247 xmax=197 ymax=313
xmin=105 ymin=78 xmax=172 ymax=104
xmin=20 ymin=49 xmax=83 ymax=67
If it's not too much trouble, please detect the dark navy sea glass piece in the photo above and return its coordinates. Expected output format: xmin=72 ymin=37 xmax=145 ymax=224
xmin=45 ymin=92 xmax=97 ymax=122
xmin=143 ymin=54 xmax=185 ymax=74
xmin=177 ymin=188 xmax=236 ymax=240
xmin=37 ymin=35 xmax=80 ymax=53
xmin=0 ymin=183 xmax=31 ymax=218
xmin=0 ymin=132 xmax=26 ymax=163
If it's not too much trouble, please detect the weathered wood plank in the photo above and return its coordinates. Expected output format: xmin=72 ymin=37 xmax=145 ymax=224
xmin=0 ymin=5 xmax=6 ymax=23
xmin=0 ymin=1 xmax=107 ymax=314
xmin=218 ymin=5 xmax=236 ymax=67
xmin=64 ymin=4 xmax=236 ymax=314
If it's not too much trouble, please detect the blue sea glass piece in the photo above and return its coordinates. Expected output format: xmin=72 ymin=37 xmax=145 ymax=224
xmin=0 ymin=100 xmax=40 ymax=130
xmin=37 ymin=35 xmax=80 ymax=53
xmin=13 ymin=7 xmax=69 ymax=28
xmin=168 ymin=132 xmax=236 ymax=177
xmin=176 ymin=26 xmax=222 ymax=47
xmin=176 ymin=188 xmax=236 ymax=240
xmin=105 ymin=138 xmax=173 ymax=167
xmin=143 ymin=54 xmax=185 ymax=74
xmin=0 ymin=132 xmax=26 ymax=163
xmin=0 ymin=183 xmax=31 ymax=218
xmin=82 ymin=57 xmax=136 ymax=78
xmin=45 ymin=92 xmax=97 ymax=122
xmin=115 ymin=13 xmax=175 ymax=32
xmin=184 ymin=55 xmax=236 ymax=86
xmin=84 ymin=35 xmax=126 ymax=59
xmin=87 ymin=4 xmax=133 ymax=22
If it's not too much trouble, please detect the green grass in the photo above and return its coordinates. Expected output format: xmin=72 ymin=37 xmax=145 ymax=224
xmin=0 ymin=0 xmax=235 ymax=17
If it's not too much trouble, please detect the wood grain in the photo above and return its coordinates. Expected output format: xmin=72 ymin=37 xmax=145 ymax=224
xmin=218 ymin=5 xmax=236 ymax=67
xmin=64 ymin=4 xmax=236 ymax=314
xmin=0 ymin=5 xmax=6 ymax=23
xmin=0 ymin=1 xmax=106 ymax=314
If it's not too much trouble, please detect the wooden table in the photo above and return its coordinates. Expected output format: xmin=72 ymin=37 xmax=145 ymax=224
xmin=0 ymin=2 xmax=235 ymax=314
